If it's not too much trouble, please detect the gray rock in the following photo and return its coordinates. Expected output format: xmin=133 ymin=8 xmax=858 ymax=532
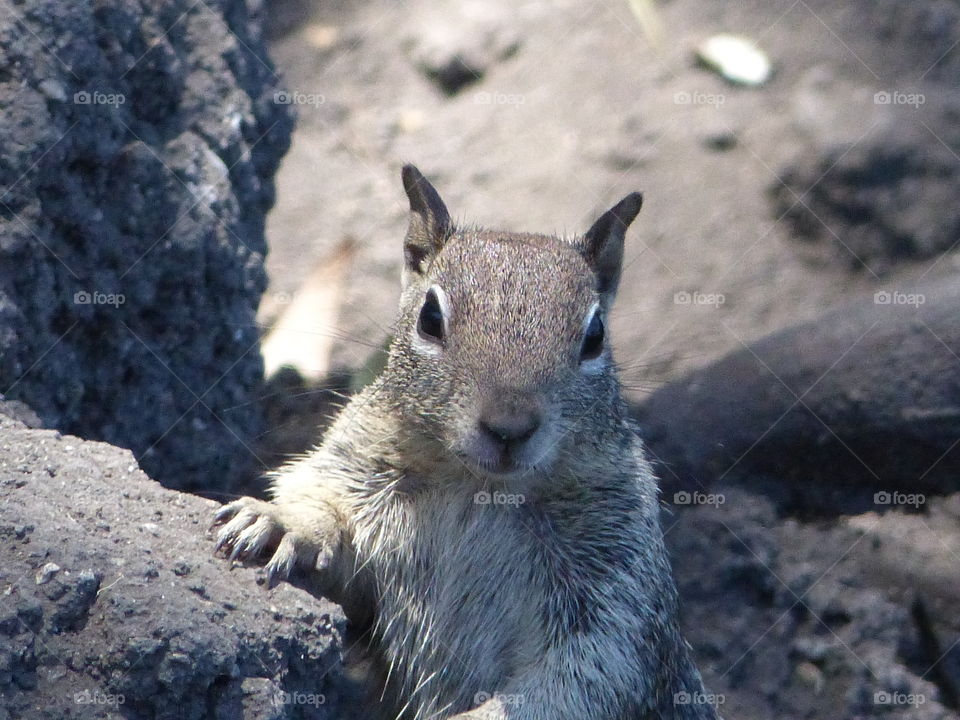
xmin=0 ymin=411 xmax=352 ymax=720
xmin=666 ymin=486 xmax=956 ymax=719
xmin=0 ymin=0 xmax=294 ymax=493
xmin=636 ymin=276 xmax=960 ymax=515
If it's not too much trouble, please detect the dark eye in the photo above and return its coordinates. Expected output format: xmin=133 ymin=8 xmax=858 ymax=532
xmin=417 ymin=288 xmax=445 ymax=344
xmin=580 ymin=310 xmax=604 ymax=361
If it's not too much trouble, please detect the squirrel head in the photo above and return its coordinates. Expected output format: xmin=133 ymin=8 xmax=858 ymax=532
xmin=387 ymin=165 xmax=642 ymax=482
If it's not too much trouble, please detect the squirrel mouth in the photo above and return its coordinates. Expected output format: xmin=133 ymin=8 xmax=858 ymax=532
xmin=460 ymin=440 xmax=538 ymax=478
xmin=459 ymin=420 xmax=556 ymax=479
xmin=479 ymin=455 xmax=526 ymax=477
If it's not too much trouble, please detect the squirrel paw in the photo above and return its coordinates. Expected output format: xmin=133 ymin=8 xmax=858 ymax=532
xmin=211 ymin=497 xmax=334 ymax=589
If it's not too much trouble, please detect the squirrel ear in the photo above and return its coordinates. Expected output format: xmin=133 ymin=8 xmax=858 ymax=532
xmin=401 ymin=164 xmax=451 ymax=278
xmin=580 ymin=192 xmax=643 ymax=299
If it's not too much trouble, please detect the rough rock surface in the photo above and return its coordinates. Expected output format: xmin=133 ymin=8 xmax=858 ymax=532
xmin=0 ymin=407 xmax=353 ymax=720
xmin=0 ymin=0 xmax=293 ymax=493
xmin=668 ymin=485 xmax=960 ymax=720
xmin=636 ymin=276 xmax=960 ymax=515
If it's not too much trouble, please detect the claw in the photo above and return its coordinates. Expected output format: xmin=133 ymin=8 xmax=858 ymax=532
xmin=214 ymin=528 xmax=234 ymax=555
xmin=210 ymin=497 xmax=336 ymax=592
xmin=265 ymin=532 xmax=298 ymax=588
xmin=266 ymin=566 xmax=283 ymax=590
xmin=227 ymin=516 xmax=273 ymax=562
xmin=228 ymin=539 xmax=247 ymax=563
xmin=315 ymin=545 xmax=334 ymax=574
xmin=212 ymin=505 xmax=235 ymax=525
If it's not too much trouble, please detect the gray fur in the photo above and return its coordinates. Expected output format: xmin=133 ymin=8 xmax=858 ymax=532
xmin=213 ymin=166 xmax=719 ymax=720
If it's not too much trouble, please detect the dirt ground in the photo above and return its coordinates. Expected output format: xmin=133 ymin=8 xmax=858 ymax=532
xmin=253 ymin=0 xmax=960 ymax=717
xmin=260 ymin=0 xmax=959 ymax=387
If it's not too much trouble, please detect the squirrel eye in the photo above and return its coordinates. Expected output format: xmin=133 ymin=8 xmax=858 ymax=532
xmin=580 ymin=309 xmax=604 ymax=361
xmin=417 ymin=288 xmax=445 ymax=344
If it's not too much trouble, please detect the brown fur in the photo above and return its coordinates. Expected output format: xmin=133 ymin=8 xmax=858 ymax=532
xmin=213 ymin=165 xmax=720 ymax=720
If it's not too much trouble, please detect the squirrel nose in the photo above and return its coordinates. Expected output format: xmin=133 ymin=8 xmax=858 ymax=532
xmin=478 ymin=411 xmax=541 ymax=446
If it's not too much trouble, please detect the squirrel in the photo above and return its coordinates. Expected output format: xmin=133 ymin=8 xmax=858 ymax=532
xmin=212 ymin=165 xmax=719 ymax=720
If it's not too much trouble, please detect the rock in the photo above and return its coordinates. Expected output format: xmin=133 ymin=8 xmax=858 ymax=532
xmin=635 ymin=276 xmax=960 ymax=515
xmin=34 ymin=563 xmax=60 ymax=586
xmin=0 ymin=0 xmax=294 ymax=493
xmin=666 ymin=485 xmax=957 ymax=719
xmin=0 ymin=411 xmax=356 ymax=720
xmin=303 ymin=24 xmax=341 ymax=51
xmin=696 ymin=34 xmax=771 ymax=87
xmin=0 ymin=398 xmax=42 ymax=428
xmin=699 ymin=126 xmax=738 ymax=152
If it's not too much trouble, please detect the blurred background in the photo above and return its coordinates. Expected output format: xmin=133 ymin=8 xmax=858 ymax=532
xmin=260 ymin=0 xmax=959 ymax=385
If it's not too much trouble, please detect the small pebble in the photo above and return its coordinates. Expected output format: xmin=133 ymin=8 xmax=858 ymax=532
xmin=35 ymin=562 xmax=60 ymax=585
xmin=701 ymin=128 xmax=738 ymax=151
xmin=38 ymin=79 xmax=67 ymax=102
xmin=794 ymin=661 xmax=824 ymax=693
xmin=396 ymin=108 xmax=427 ymax=134
xmin=696 ymin=34 xmax=771 ymax=86
xmin=304 ymin=24 xmax=339 ymax=50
